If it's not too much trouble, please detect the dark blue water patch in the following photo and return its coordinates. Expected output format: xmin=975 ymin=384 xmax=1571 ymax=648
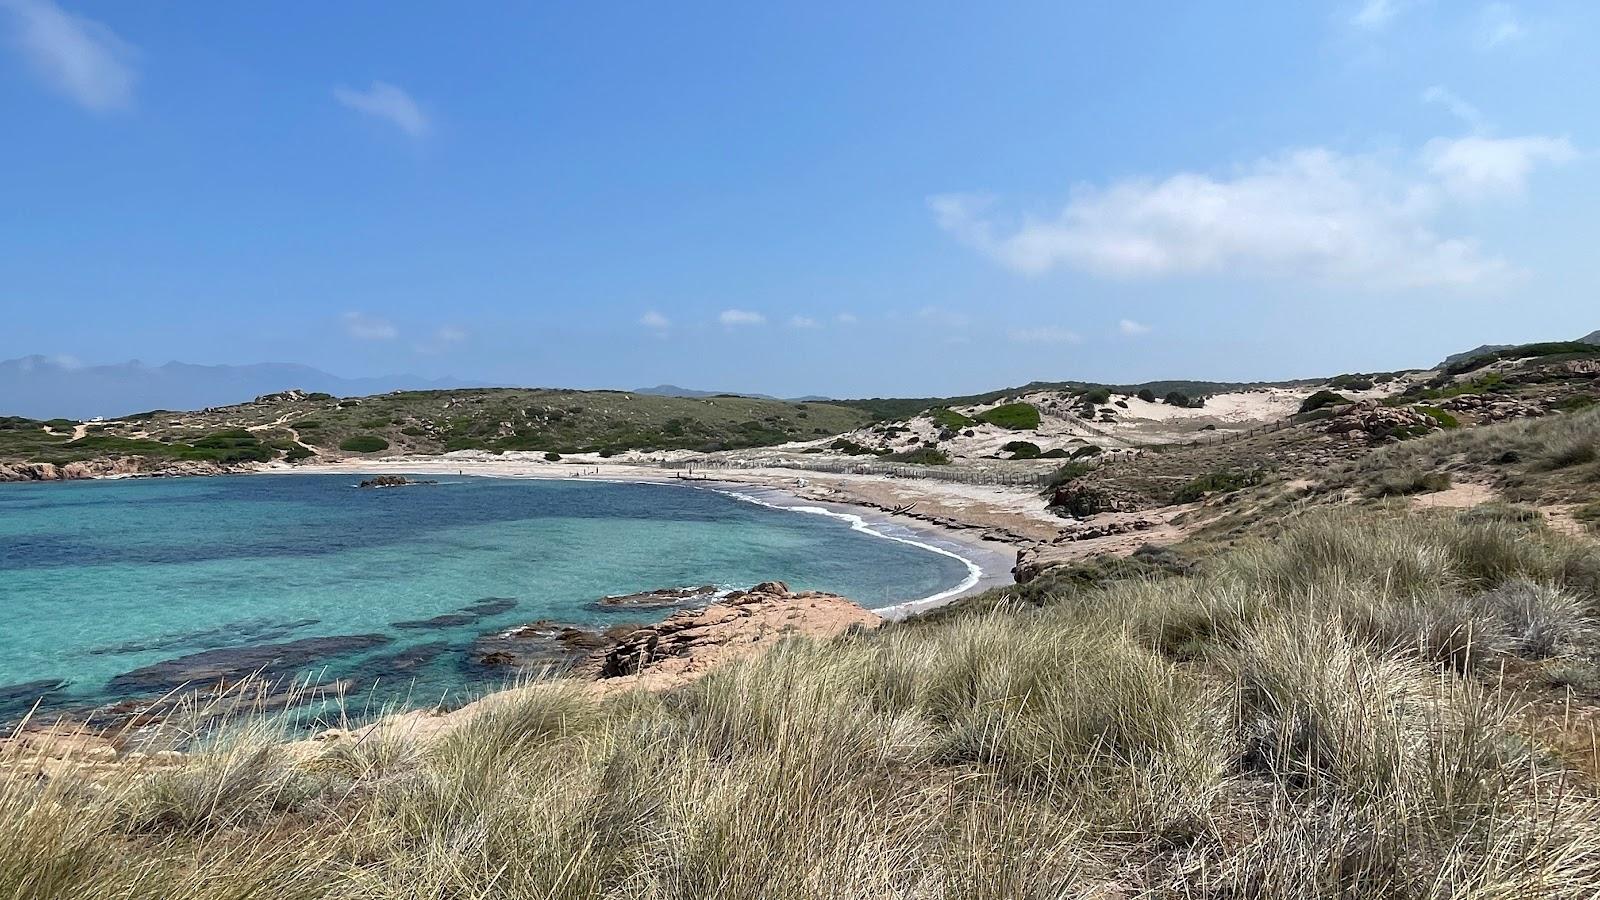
xmin=0 ymin=678 xmax=69 ymax=722
xmin=0 ymin=475 xmax=760 ymax=571
xmin=89 ymin=617 xmax=322 ymax=657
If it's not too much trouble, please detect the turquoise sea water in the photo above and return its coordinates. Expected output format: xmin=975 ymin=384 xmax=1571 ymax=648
xmin=0 ymin=474 xmax=970 ymax=720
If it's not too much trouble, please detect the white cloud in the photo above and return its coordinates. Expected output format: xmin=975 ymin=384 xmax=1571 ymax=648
xmin=1008 ymin=326 xmax=1081 ymax=345
xmin=916 ymin=306 xmax=971 ymax=329
xmin=929 ymin=137 xmax=1578 ymax=290
xmin=639 ymin=310 xmax=671 ymax=334
xmin=333 ymin=81 xmax=430 ymax=138
xmin=0 ymin=0 xmax=135 ymax=112
xmin=342 ymin=311 xmax=398 ymax=341
xmin=835 ymin=312 xmax=859 ymax=325
xmin=787 ymin=315 xmax=819 ymax=329
xmin=1476 ymin=2 xmax=1526 ymax=48
xmin=1423 ymin=135 xmax=1576 ymax=199
xmin=1421 ymin=86 xmax=1486 ymax=131
xmin=1118 ymin=319 xmax=1151 ymax=336
xmin=718 ymin=309 xmax=765 ymax=327
xmin=1350 ymin=0 xmax=1412 ymax=30
xmin=413 ymin=325 xmax=468 ymax=354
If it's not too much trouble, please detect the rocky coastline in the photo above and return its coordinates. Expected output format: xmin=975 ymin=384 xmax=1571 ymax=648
xmin=0 ymin=457 xmax=246 ymax=483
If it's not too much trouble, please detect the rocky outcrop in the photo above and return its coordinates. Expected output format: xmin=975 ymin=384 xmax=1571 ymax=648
xmin=1436 ymin=394 xmax=1548 ymax=422
xmin=469 ymin=620 xmax=635 ymax=671
xmin=583 ymin=581 xmax=881 ymax=689
xmin=358 ymin=474 xmax=436 ymax=488
xmin=0 ymin=457 xmax=239 ymax=482
xmin=1322 ymin=401 xmax=1439 ymax=443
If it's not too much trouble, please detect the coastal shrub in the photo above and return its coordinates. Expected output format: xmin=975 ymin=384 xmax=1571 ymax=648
xmin=282 ymin=445 xmax=314 ymax=462
xmin=1164 ymin=391 xmax=1202 ymax=408
xmin=1364 ymin=468 xmax=1452 ymax=498
xmin=1045 ymin=461 xmax=1096 ymax=488
xmin=930 ymin=408 xmax=975 ymax=429
xmin=1081 ymin=387 xmax=1111 ymax=405
xmin=1039 ymin=448 xmax=1070 ymax=458
xmin=1329 ymin=373 xmax=1376 ymax=390
xmin=1170 ymin=468 xmax=1266 ymax=504
xmin=1576 ymin=501 xmax=1600 ymax=532
xmin=544 ymin=452 xmax=561 ymax=462
xmin=1137 ymin=388 xmax=1157 ymax=403
xmin=1070 ymin=445 xmax=1103 ymax=459
xmin=829 ymin=438 xmax=884 ymax=456
xmin=338 ymin=435 xmax=390 ymax=453
xmin=1536 ymin=432 xmax=1597 ymax=470
xmin=1415 ymin=405 xmax=1460 ymax=428
xmin=1298 ymin=390 xmax=1349 ymax=414
xmin=883 ymin=446 xmax=950 ymax=465
xmin=1001 ymin=440 xmax=1042 ymax=459
xmin=977 ymin=402 xmax=1041 ymax=430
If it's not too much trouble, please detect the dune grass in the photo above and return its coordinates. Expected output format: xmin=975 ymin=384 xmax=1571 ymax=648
xmin=5 ymin=505 xmax=1600 ymax=897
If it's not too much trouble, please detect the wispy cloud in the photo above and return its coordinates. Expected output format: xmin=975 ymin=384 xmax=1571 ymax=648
xmin=1421 ymin=86 xmax=1486 ymax=132
xmin=1349 ymin=0 xmax=1413 ymax=30
xmin=0 ymin=0 xmax=136 ymax=112
xmin=1423 ymin=135 xmax=1576 ymax=200
xmin=639 ymin=310 xmax=671 ymax=336
xmin=916 ymin=306 xmax=971 ymax=329
xmin=1476 ymin=2 xmax=1526 ymax=48
xmin=333 ymin=81 xmax=430 ymax=138
xmin=342 ymin=311 xmax=398 ymax=341
xmin=1118 ymin=319 xmax=1151 ymax=336
xmin=1008 ymin=326 xmax=1081 ymax=345
xmin=415 ymin=325 xmax=467 ymax=354
xmin=718 ymin=309 xmax=766 ymax=327
xmin=787 ymin=315 xmax=819 ymax=329
xmin=835 ymin=312 xmax=859 ymax=325
xmin=930 ymin=131 xmax=1574 ymax=291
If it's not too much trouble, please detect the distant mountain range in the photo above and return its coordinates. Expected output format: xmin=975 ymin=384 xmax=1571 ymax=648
xmin=633 ymin=384 xmax=833 ymax=402
xmin=0 ymin=356 xmax=485 ymax=420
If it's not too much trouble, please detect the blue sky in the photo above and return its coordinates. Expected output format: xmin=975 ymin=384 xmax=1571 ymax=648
xmin=2 ymin=1 xmax=1596 ymax=397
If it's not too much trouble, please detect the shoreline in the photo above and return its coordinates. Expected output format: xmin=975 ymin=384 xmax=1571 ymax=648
xmin=271 ymin=455 xmax=1022 ymax=617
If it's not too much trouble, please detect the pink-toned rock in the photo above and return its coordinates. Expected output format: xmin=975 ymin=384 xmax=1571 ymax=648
xmin=584 ymin=581 xmax=880 ymax=690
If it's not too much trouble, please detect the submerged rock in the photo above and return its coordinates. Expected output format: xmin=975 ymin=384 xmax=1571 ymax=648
xmin=391 ymin=598 xmax=519 ymax=630
xmin=106 ymin=634 xmax=392 ymax=695
xmin=596 ymin=585 xmax=720 ymax=608
xmin=469 ymin=621 xmax=638 ymax=672
xmin=0 ymin=678 xmax=69 ymax=721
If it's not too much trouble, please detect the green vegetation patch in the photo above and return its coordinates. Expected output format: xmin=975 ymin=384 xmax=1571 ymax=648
xmin=1298 ymin=390 xmax=1350 ymax=414
xmin=1001 ymin=440 xmax=1042 ymax=459
xmin=928 ymin=408 xmax=975 ymax=429
xmin=339 ymin=435 xmax=391 ymax=454
xmin=882 ymin=446 xmax=951 ymax=465
xmin=1171 ymin=468 xmax=1267 ymax=504
xmin=1415 ymin=406 xmax=1460 ymax=429
xmin=977 ymin=402 xmax=1041 ymax=430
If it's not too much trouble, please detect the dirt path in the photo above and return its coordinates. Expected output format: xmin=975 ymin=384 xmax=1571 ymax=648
xmin=1412 ymin=482 xmax=1498 ymax=510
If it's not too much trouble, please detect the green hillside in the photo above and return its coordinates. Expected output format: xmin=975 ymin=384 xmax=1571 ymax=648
xmin=0 ymin=389 xmax=871 ymax=466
